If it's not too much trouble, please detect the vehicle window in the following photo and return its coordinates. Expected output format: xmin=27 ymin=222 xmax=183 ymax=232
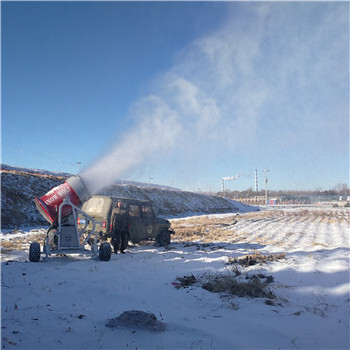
xmin=142 ymin=206 xmax=153 ymax=218
xmin=85 ymin=197 xmax=104 ymax=214
xmin=129 ymin=205 xmax=140 ymax=217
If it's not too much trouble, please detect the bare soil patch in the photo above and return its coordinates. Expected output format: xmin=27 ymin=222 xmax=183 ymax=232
xmin=174 ymin=271 xmax=276 ymax=301
xmin=227 ymin=252 xmax=286 ymax=267
xmin=106 ymin=310 xmax=167 ymax=333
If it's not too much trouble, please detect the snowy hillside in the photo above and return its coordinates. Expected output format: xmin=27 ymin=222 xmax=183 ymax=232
xmin=1 ymin=165 xmax=257 ymax=228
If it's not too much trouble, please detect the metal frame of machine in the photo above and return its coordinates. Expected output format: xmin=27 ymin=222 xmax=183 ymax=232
xmin=29 ymin=197 xmax=112 ymax=262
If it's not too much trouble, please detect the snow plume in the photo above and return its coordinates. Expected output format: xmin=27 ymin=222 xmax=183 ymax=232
xmin=80 ymin=7 xmax=268 ymax=194
xmin=80 ymin=97 xmax=181 ymax=194
xmin=80 ymin=3 xmax=347 ymax=194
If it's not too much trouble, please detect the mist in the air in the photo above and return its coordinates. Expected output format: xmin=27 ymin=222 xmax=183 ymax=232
xmin=79 ymin=3 xmax=348 ymax=194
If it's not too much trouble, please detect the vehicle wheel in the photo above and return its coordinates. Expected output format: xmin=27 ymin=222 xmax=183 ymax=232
xmin=29 ymin=242 xmax=41 ymax=262
xmin=157 ymin=230 xmax=170 ymax=247
xmin=99 ymin=242 xmax=112 ymax=261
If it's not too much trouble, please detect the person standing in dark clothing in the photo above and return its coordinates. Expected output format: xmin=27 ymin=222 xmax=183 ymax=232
xmin=110 ymin=201 xmax=129 ymax=254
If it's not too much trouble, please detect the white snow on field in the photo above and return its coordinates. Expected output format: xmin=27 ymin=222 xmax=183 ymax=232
xmin=1 ymin=207 xmax=349 ymax=350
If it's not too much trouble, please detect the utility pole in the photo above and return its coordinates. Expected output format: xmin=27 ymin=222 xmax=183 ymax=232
xmin=77 ymin=161 xmax=81 ymax=173
xmin=263 ymin=169 xmax=270 ymax=205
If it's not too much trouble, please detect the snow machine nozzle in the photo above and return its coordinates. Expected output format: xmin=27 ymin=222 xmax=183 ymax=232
xmin=34 ymin=175 xmax=91 ymax=224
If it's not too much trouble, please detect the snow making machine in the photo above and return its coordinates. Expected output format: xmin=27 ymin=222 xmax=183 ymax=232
xmin=30 ymin=175 xmax=112 ymax=262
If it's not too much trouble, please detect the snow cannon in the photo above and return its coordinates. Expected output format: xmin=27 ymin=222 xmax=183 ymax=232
xmin=34 ymin=175 xmax=91 ymax=224
xmin=30 ymin=175 xmax=111 ymax=263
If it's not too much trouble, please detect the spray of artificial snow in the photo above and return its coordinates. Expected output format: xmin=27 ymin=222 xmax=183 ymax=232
xmin=79 ymin=4 xmax=344 ymax=194
xmin=79 ymin=11 xmax=267 ymax=194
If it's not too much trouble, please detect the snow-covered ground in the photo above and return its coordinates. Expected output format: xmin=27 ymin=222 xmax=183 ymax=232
xmin=1 ymin=207 xmax=349 ymax=350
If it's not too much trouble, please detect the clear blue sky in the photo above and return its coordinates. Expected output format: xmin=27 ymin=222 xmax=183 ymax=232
xmin=2 ymin=1 xmax=349 ymax=192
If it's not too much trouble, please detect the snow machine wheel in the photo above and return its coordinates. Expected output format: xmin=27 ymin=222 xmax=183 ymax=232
xmin=157 ymin=230 xmax=170 ymax=247
xmin=99 ymin=242 xmax=112 ymax=261
xmin=29 ymin=242 xmax=41 ymax=262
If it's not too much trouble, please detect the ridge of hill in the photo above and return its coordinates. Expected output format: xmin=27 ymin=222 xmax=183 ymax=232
xmin=1 ymin=166 xmax=258 ymax=228
xmin=1 ymin=164 xmax=178 ymax=190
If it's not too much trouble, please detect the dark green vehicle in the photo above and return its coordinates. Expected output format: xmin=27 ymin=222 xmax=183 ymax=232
xmin=77 ymin=195 xmax=174 ymax=247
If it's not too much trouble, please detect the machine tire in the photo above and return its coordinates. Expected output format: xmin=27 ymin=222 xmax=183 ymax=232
xmin=157 ymin=230 xmax=170 ymax=247
xmin=99 ymin=242 xmax=112 ymax=261
xmin=29 ymin=242 xmax=41 ymax=262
